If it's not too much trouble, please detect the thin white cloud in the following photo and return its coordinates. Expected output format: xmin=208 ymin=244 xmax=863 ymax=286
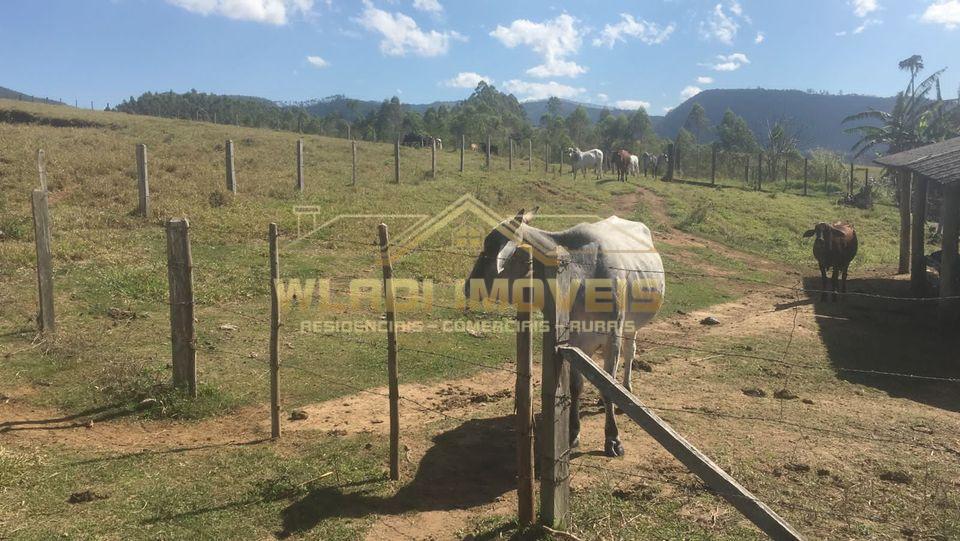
xmin=663 ymin=106 xmax=674 ymax=113
xmin=490 ymin=14 xmax=587 ymax=78
xmin=852 ymin=18 xmax=881 ymax=33
xmin=166 ymin=0 xmax=313 ymax=25
xmin=680 ymin=86 xmax=702 ymax=100
xmin=754 ymin=31 xmax=765 ymax=44
xmin=921 ymin=0 xmax=960 ymax=29
xmin=596 ymin=93 xmax=609 ymax=102
xmin=851 ymin=0 xmax=878 ymax=17
xmin=357 ymin=0 xmax=464 ymax=57
xmin=614 ymin=99 xmax=651 ymax=110
xmin=443 ymin=72 xmax=493 ymax=88
xmin=696 ymin=76 xmax=715 ymax=84
xmin=700 ymin=3 xmax=739 ymax=44
xmin=593 ymin=14 xmax=675 ymax=48
xmin=412 ymin=0 xmax=442 ymax=13
xmin=708 ymin=52 xmax=750 ymax=71
xmin=501 ymin=79 xmax=585 ymax=101
xmin=835 ymin=30 xmax=848 ymax=36
xmin=306 ymin=55 xmax=329 ymax=68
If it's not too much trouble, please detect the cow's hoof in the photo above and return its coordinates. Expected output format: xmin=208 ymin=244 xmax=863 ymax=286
xmin=604 ymin=439 xmax=625 ymax=457
xmin=570 ymin=435 xmax=580 ymax=449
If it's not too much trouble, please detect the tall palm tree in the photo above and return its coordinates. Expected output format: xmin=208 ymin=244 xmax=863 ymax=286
xmin=898 ymin=54 xmax=925 ymax=96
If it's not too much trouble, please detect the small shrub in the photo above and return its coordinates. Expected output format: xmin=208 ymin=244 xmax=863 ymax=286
xmin=678 ymin=199 xmax=714 ymax=229
xmin=0 ymin=216 xmax=30 ymax=241
xmin=208 ymin=190 xmax=230 ymax=208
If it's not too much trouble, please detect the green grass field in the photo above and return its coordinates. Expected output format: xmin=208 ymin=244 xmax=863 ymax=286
xmin=2 ymin=100 xmax=957 ymax=540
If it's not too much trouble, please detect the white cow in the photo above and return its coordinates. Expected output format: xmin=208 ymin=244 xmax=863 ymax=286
xmin=465 ymin=208 xmax=665 ymax=457
xmin=567 ymin=147 xmax=604 ymax=180
xmin=629 ymin=154 xmax=640 ymax=175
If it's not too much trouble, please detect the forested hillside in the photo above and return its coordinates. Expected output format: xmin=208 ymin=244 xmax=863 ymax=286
xmin=657 ymin=89 xmax=898 ymax=153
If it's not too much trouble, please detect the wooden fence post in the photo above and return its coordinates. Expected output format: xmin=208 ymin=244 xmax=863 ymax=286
xmin=940 ymin=185 xmax=960 ymax=323
xmin=559 ymin=147 xmax=564 ymax=176
xmin=225 ymin=139 xmax=237 ymax=193
xmin=710 ymin=144 xmax=717 ymax=186
xmin=783 ymin=157 xmax=789 ymax=184
xmin=824 ymin=163 xmax=828 ymax=193
xmin=544 ymin=142 xmax=549 ymax=173
xmin=460 ymin=134 xmax=465 ymax=173
xmin=296 ymin=139 xmax=304 ymax=192
xmin=165 ymin=218 xmax=197 ymax=397
xmin=528 ymin=140 xmax=533 ymax=173
xmin=136 ymin=143 xmax=150 ymax=217
xmin=31 ymin=189 xmax=55 ymax=334
xmin=269 ymin=223 xmax=281 ymax=439
xmin=516 ymin=244 xmax=535 ymax=528
xmin=509 ymin=139 xmax=514 ymax=171
xmin=352 ymin=140 xmax=358 ymax=186
xmin=486 ymin=134 xmax=492 ymax=170
xmin=849 ymin=162 xmax=854 ymax=195
xmin=864 ymin=167 xmax=869 ymax=188
xmin=394 ymin=139 xmax=401 ymax=184
xmin=898 ymin=171 xmax=911 ymax=274
xmin=431 ymin=138 xmax=437 ymax=179
xmin=541 ymin=247 xmax=570 ymax=528
xmin=911 ymin=174 xmax=928 ymax=296
xmin=803 ymin=158 xmax=809 ymax=196
xmin=378 ymin=223 xmax=401 ymax=481
xmin=757 ymin=153 xmax=763 ymax=191
xmin=37 ymin=149 xmax=47 ymax=190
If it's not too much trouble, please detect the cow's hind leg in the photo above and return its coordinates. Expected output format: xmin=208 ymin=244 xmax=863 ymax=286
xmin=623 ymin=332 xmax=636 ymax=395
xmin=841 ymin=265 xmax=850 ymax=300
xmin=602 ymin=329 xmax=624 ymax=457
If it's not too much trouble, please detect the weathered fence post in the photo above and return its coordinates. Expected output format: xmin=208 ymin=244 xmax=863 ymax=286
xmin=710 ymin=144 xmax=717 ymax=186
xmin=296 ymin=139 xmax=304 ymax=192
xmin=431 ymin=137 xmax=437 ymax=179
xmin=559 ymin=147 xmax=564 ymax=176
xmin=394 ymin=138 xmax=401 ymax=184
xmin=541 ymin=247 xmax=570 ymax=528
xmin=486 ymin=134 xmax=492 ymax=170
xmin=37 ymin=149 xmax=47 ymax=190
xmin=803 ymin=157 xmax=809 ymax=196
xmin=378 ymin=223 xmax=401 ymax=481
xmin=516 ymin=244 xmax=535 ymax=528
xmin=663 ymin=144 xmax=675 ymax=181
xmin=351 ymin=140 xmax=358 ymax=186
xmin=528 ymin=139 xmax=533 ymax=173
xmin=757 ymin=153 xmax=763 ymax=191
xmin=225 ymin=139 xmax=237 ymax=193
xmin=849 ymin=162 xmax=854 ymax=195
xmin=544 ymin=142 xmax=549 ymax=173
xmin=864 ymin=167 xmax=869 ymax=188
xmin=940 ymin=185 xmax=960 ymax=323
xmin=824 ymin=163 xmax=828 ymax=193
xmin=898 ymin=171 xmax=911 ymax=274
xmin=136 ymin=143 xmax=150 ymax=217
xmin=911 ymin=173 xmax=928 ymax=296
xmin=165 ymin=218 xmax=197 ymax=397
xmin=460 ymin=134 xmax=465 ymax=173
xmin=269 ymin=223 xmax=281 ymax=439
xmin=509 ymin=139 xmax=514 ymax=171
xmin=31 ymin=189 xmax=55 ymax=334
xmin=783 ymin=157 xmax=789 ymax=184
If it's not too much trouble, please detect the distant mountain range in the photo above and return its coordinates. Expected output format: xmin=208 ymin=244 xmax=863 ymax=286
xmin=1 ymin=84 xmax=896 ymax=155
xmin=658 ymin=88 xmax=897 ymax=154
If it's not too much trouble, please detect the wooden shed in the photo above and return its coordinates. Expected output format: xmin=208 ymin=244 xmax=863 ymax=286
xmin=875 ymin=136 xmax=960 ymax=319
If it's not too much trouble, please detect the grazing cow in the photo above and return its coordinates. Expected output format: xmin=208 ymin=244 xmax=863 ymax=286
xmin=470 ymin=143 xmax=480 ymax=152
xmin=629 ymin=154 xmax=640 ymax=176
xmin=612 ymin=150 xmax=632 ymax=182
xmin=567 ymin=147 xmax=604 ymax=180
xmin=432 ymin=137 xmax=442 ymax=151
xmin=401 ymin=132 xmax=423 ymax=147
xmin=465 ymin=208 xmax=665 ymax=457
xmin=803 ymin=222 xmax=858 ymax=301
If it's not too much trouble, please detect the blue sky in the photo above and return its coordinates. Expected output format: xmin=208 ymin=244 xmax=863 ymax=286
xmin=2 ymin=0 xmax=959 ymax=113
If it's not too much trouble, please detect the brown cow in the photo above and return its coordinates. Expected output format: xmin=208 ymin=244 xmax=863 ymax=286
xmin=803 ymin=222 xmax=858 ymax=301
xmin=612 ymin=149 xmax=632 ymax=182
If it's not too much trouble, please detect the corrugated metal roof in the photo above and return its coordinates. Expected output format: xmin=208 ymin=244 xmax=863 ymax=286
xmin=874 ymin=137 xmax=960 ymax=184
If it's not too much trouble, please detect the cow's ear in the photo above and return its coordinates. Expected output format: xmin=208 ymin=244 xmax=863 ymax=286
xmin=802 ymin=229 xmax=816 ymax=238
xmin=521 ymin=206 xmax=539 ymax=223
xmin=513 ymin=208 xmax=526 ymax=224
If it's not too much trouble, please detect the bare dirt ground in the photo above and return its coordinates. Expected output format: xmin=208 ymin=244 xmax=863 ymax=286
xmin=3 ymin=187 xmax=958 ymax=540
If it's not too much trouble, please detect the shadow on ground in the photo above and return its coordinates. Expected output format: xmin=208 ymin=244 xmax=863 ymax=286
xmin=279 ymin=414 xmax=517 ymax=538
xmin=804 ymin=275 xmax=960 ymax=412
